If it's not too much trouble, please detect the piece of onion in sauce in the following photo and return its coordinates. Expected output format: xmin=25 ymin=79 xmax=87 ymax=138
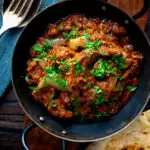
xmin=68 ymin=37 xmax=88 ymax=51
xmin=50 ymin=37 xmax=66 ymax=46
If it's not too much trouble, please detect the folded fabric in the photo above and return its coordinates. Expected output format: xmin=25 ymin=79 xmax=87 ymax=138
xmin=0 ymin=0 xmax=60 ymax=97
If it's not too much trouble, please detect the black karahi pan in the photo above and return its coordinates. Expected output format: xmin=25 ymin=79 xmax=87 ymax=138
xmin=11 ymin=0 xmax=150 ymax=149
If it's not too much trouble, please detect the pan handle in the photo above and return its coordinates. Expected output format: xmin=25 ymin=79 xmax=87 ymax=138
xmin=22 ymin=123 xmax=68 ymax=150
xmin=22 ymin=123 xmax=35 ymax=150
xmin=131 ymin=0 xmax=149 ymax=20
xmin=61 ymin=140 xmax=68 ymax=150
xmin=103 ymin=0 xmax=149 ymax=20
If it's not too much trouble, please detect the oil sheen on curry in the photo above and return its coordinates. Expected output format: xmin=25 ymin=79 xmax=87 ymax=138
xmin=25 ymin=15 xmax=143 ymax=120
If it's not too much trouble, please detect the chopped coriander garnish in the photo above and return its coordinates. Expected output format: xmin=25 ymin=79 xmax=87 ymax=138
xmin=84 ymin=26 xmax=88 ymax=32
xmin=68 ymin=110 xmax=73 ymax=114
xmin=28 ymin=86 xmax=35 ymax=91
xmin=44 ymin=65 xmax=68 ymax=88
xmin=112 ymin=55 xmax=126 ymax=70
xmin=74 ymin=62 xmax=86 ymax=76
xmin=36 ymin=87 xmax=40 ymax=92
xmin=74 ymin=111 xmax=78 ymax=116
xmin=25 ymin=75 xmax=29 ymax=82
xmin=44 ymin=65 xmax=56 ymax=74
xmin=94 ymin=86 xmax=103 ymax=95
xmin=72 ymin=98 xmax=82 ymax=107
xmin=95 ymin=113 xmax=102 ymax=118
xmin=63 ymin=32 xmax=69 ymax=38
xmin=32 ymin=58 xmax=41 ymax=62
xmin=91 ymin=60 xmax=117 ymax=79
xmin=95 ymin=112 xmax=109 ymax=118
xmin=47 ymin=71 xmax=59 ymax=78
xmin=57 ymin=25 xmax=63 ymax=31
xmin=40 ymin=51 xmax=47 ymax=58
xmin=81 ymin=66 xmax=86 ymax=75
xmin=32 ymin=45 xmax=42 ymax=52
xmin=44 ymin=66 xmax=59 ymax=78
xmin=110 ymin=97 xmax=117 ymax=102
xmin=118 ymin=74 xmax=123 ymax=81
xmin=50 ymin=56 xmax=57 ymax=60
xmin=117 ymin=83 xmax=123 ymax=91
xmin=71 ymin=58 xmax=78 ymax=63
xmin=43 ymin=57 xmax=48 ymax=61
xmin=74 ymin=62 xmax=82 ymax=76
xmin=63 ymin=27 xmax=78 ymax=40
xmin=54 ymin=79 xmax=68 ymax=88
xmin=87 ymin=82 xmax=92 ymax=89
xmin=102 ymin=112 xmax=110 ymax=116
xmin=50 ymin=95 xmax=54 ymax=101
xmin=50 ymin=102 xmax=57 ymax=107
xmin=100 ymin=51 xmax=105 ymax=56
xmin=43 ymin=41 xmax=53 ymax=51
xmin=58 ymin=59 xmax=70 ymax=71
xmin=84 ymin=41 xmax=102 ymax=52
xmin=93 ymin=94 xmax=105 ymax=105
xmin=65 ymin=64 xmax=71 ymax=71
xmin=108 ymin=102 xmax=113 ymax=108
xmin=84 ymin=33 xmax=90 ymax=40
xmin=57 ymin=66 xmax=63 ymax=74
xmin=127 ymin=86 xmax=137 ymax=92
xmin=43 ymin=76 xmax=48 ymax=85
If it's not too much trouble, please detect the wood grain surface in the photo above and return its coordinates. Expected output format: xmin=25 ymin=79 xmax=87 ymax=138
xmin=0 ymin=0 xmax=149 ymax=149
xmin=108 ymin=0 xmax=148 ymax=30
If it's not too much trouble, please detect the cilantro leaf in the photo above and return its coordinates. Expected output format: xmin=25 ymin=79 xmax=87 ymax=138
xmin=50 ymin=102 xmax=57 ymax=107
xmin=84 ymin=33 xmax=90 ymax=39
xmin=54 ymin=79 xmax=68 ymax=88
xmin=36 ymin=87 xmax=41 ymax=93
xmin=25 ymin=75 xmax=29 ymax=82
xmin=72 ymin=98 xmax=82 ymax=107
xmin=74 ymin=62 xmax=86 ymax=76
xmin=127 ymin=86 xmax=137 ymax=92
xmin=87 ymin=82 xmax=92 ymax=89
xmin=93 ymin=94 xmax=105 ymax=105
xmin=32 ymin=45 xmax=42 ymax=52
xmin=95 ymin=112 xmax=109 ymax=118
xmin=112 ymin=55 xmax=126 ymax=70
xmin=117 ymin=83 xmax=123 ymax=91
xmin=84 ymin=41 xmax=102 ymax=52
xmin=100 ymin=51 xmax=105 ymax=56
xmin=32 ymin=58 xmax=41 ymax=62
xmin=43 ymin=41 xmax=53 ymax=51
xmin=28 ymin=86 xmax=35 ymax=91
xmin=57 ymin=25 xmax=63 ymax=31
xmin=40 ymin=51 xmax=47 ymax=58
xmin=50 ymin=56 xmax=57 ymax=60
xmin=63 ymin=27 xmax=78 ymax=40
xmin=94 ymin=86 xmax=103 ymax=95
xmin=50 ymin=95 xmax=54 ymax=101
xmin=91 ymin=60 xmax=117 ymax=79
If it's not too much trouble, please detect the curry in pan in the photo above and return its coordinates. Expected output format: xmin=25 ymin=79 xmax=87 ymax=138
xmin=25 ymin=15 xmax=142 ymax=120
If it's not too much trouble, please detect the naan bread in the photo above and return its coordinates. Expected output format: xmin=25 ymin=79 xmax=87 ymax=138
xmin=86 ymin=110 xmax=150 ymax=150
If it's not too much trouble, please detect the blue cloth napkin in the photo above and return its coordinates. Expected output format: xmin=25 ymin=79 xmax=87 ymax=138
xmin=0 ymin=0 xmax=60 ymax=97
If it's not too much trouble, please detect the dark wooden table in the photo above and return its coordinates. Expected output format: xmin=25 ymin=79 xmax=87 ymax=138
xmin=0 ymin=0 xmax=150 ymax=149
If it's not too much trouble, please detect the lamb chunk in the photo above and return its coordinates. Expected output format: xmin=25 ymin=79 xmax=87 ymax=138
xmin=131 ymin=51 xmax=143 ymax=60
xmin=48 ymin=25 xmax=59 ymax=36
xmin=27 ymin=60 xmax=44 ymax=84
xmin=50 ymin=45 xmax=75 ymax=60
xmin=47 ymin=99 xmax=73 ymax=119
xmin=98 ymin=20 xmax=113 ymax=34
xmin=60 ymin=92 xmax=70 ymax=104
xmin=112 ymin=23 xmax=126 ymax=35
xmin=33 ymin=87 xmax=55 ymax=107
